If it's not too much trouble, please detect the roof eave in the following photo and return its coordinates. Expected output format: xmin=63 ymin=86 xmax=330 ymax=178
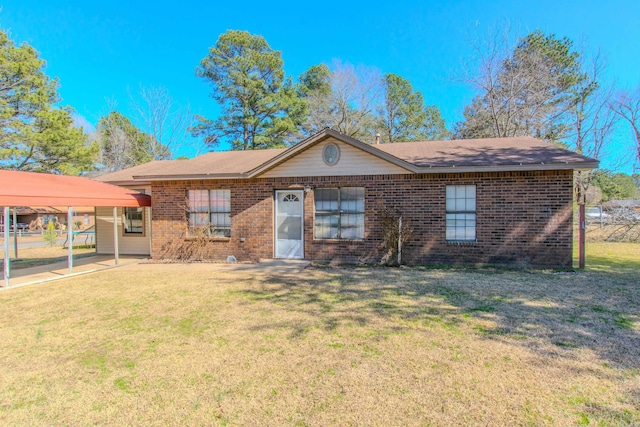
xmin=129 ymin=162 xmax=598 ymax=181
xmin=99 ymin=180 xmax=152 ymax=186
xmin=414 ymin=161 xmax=600 ymax=174
xmin=132 ymin=173 xmax=249 ymax=181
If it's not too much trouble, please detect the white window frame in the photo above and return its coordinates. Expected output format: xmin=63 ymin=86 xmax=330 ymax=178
xmin=187 ymin=189 xmax=231 ymax=238
xmin=446 ymin=185 xmax=476 ymax=242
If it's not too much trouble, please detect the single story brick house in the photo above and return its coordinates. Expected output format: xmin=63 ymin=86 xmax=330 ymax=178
xmin=96 ymin=129 xmax=598 ymax=267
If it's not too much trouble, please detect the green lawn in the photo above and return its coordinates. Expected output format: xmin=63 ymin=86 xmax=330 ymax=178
xmin=0 ymin=242 xmax=638 ymax=426
xmin=577 ymin=241 xmax=640 ymax=272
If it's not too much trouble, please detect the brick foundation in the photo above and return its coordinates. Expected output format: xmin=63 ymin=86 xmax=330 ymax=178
xmin=150 ymin=170 xmax=573 ymax=268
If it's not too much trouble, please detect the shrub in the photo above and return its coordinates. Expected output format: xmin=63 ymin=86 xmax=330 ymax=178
xmin=43 ymin=221 xmax=58 ymax=247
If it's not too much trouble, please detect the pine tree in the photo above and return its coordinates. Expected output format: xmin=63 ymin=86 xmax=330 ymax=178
xmin=193 ymin=30 xmax=305 ymax=150
xmin=378 ymin=74 xmax=448 ymax=142
xmin=0 ymin=30 xmax=97 ymax=174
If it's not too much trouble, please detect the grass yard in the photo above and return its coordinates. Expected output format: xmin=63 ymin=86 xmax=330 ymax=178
xmin=0 ymin=244 xmax=97 ymax=271
xmin=0 ymin=234 xmax=96 ymax=271
xmin=0 ymin=243 xmax=638 ymax=426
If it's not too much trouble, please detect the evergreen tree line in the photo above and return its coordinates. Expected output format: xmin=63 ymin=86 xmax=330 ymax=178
xmin=0 ymin=27 xmax=638 ymax=201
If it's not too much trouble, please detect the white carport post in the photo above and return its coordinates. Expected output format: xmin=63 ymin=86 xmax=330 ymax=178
xmin=113 ymin=207 xmax=119 ymax=266
xmin=12 ymin=208 xmax=18 ymax=259
xmin=3 ymin=206 xmax=10 ymax=287
xmin=68 ymin=207 xmax=74 ymax=274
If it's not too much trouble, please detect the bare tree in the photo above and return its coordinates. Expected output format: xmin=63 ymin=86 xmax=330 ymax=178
xmin=329 ymin=60 xmax=383 ymax=140
xmin=129 ymin=85 xmax=201 ymax=158
xmin=611 ymin=86 xmax=640 ymax=168
xmin=299 ymin=60 xmax=383 ymax=141
xmin=569 ymin=51 xmax=618 ymax=203
xmin=456 ymin=26 xmax=585 ymax=142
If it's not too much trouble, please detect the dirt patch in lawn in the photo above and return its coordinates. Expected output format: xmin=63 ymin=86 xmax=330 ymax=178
xmin=0 ymin=245 xmax=638 ymax=426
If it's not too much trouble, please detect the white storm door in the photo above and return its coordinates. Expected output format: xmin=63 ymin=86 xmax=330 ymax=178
xmin=275 ymin=190 xmax=304 ymax=259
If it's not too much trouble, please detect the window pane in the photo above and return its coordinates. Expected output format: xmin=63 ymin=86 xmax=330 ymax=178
xmin=446 ymin=198 xmax=456 ymax=211
xmin=210 ymin=213 xmax=230 ymax=228
xmin=446 ymin=186 xmax=456 ymax=199
xmin=465 ymin=226 xmax=476 ymax=240
xmin=315 ymin=213 xmax=339 ymax=239
xmin=446 ymin=227 xmax=456 ymax=240
xmin=340 ymin=187 xmax=364 ymax=213
xmin=210 ymin=189 xmax=230 ymax=213
xmin=189 ymin=213 xmax=208 ymax=227
xmin=124 ymin=207 xmax=143 ymax=234
xmin=445 ymin=213 xmax=476 ymax=241
xmin=466 ymin=198 xmax=476 ymax=211
xmin=340 ymin=213 xmax=364 ymax=239
xmin=189 ymin=190 xmax=208 ymax=213
xmin=466 ymin=186 xmax=476 ymax=198
xmin=315 ymin=188 xmax=339 ymax=212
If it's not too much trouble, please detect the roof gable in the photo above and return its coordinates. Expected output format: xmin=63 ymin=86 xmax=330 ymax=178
xmin=250 ymin=130 xmax=415 ymax=178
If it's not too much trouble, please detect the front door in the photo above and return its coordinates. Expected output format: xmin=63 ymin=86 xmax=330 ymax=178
xmin=275 ymin=190 xmax=304 ymax=259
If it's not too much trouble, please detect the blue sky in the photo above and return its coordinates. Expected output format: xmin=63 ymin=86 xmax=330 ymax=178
xmin=2 ymin=0 xmax=639 ymax=171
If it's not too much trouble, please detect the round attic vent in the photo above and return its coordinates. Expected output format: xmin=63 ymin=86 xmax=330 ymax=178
xmin=322 ymin=143 xmax=340 ymax=166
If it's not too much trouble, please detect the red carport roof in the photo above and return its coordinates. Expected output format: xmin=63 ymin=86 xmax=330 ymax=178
xmin=0 ymin=170 xmax=151 ymax=207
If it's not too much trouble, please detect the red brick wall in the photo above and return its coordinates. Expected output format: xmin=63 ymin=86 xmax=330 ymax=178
xmin=150 ymin=170 xmax=574 ymax=267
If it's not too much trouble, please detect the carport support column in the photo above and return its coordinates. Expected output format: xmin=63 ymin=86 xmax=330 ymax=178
xmin=68 ymin=207 xmax=74 ymax=274
xmin=4 ymin=206 xmax=10 ymax=287
xmin=12 ymin=208 xmax=18 ymax=259
xmin=113 ymin=207 xmax=119 ymax=265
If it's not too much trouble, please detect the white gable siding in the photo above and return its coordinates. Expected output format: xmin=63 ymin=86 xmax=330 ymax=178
xmin=260 ymin=138 xmax=409 ymax=178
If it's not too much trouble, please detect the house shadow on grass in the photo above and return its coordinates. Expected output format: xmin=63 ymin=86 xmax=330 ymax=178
xmin=231 ymin=265 xmax=640 ymax=423
xmin=233 ymin=265 xmax=640 ymax=372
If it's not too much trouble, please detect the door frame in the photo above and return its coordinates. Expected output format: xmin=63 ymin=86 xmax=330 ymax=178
xmin=274 ymin=189 xmax=304 ymax=259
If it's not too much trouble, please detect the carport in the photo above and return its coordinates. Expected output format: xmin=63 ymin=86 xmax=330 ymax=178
xmin=1 ymin=170 xmax=151 ymax=287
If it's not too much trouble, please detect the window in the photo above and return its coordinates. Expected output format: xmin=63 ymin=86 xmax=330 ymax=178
xmin=123 ymin=207 xmax=144 ymax=234
xmin=446 ymin=185 xmax=476 ymax=241
xmin=188 ymin=189 xmax=231 ymax=238
xmin=314 ymin=187 xmax=364 ymax=239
